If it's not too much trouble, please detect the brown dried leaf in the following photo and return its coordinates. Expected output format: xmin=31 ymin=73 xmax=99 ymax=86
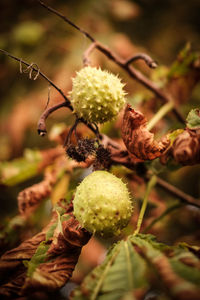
xmin=18 ymin=175 xmax=53 ymax=217
xmin=23 ymin=217 xmax=90 ymax=292
xmin=17 ymin=152 xmax=85 ymax=216
xmin=122 ymin=104 xmax=169 ymax=161
xmin=0 ymin=219 xmax=53 ymax=297
xmin=0 ymin=273 xmax=27 ymax=299
xmin=152 ymin=255 xmax=200 ymax=300
xmin=38 ymin=146 xmax=64 ymax=172
xmin=131 ymin=235 xmax=200 ymax=300
xmin=18 ymin=154 xmax=65 ymax=216
xmin=0 ymin=214 xmax=56 ymax=265
xmin=0 ymin=200 xmax=91 ymax=298
xmin=172 ymin=129 xmax=200 ymax=165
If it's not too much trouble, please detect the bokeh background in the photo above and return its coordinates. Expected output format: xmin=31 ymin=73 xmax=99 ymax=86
xmin=0 ymin=0 xmax=200 ymax=245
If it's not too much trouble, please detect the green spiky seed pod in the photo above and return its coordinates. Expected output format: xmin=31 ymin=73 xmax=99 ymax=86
xmin=73 ymin=171 xmax=133 ymax=237
xmin=70 ymin=66 xmax=126 ymax=123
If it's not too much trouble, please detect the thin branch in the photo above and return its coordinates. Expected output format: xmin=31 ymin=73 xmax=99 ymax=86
xmin=124 ymin=53 xmax=158 ymax=68
xmin=156 ymin=176 xmax=200 ymax=209
xmin=83 ymin=42 xmax=96 ymax=66
xmin=95 ymin=42 xmax=184 ymax=123
xmin=78 ymin=117 xmax=100 ymax=136
xmin=37 ymin=101 xmax=69 ymax=136
xmin=37 ymin=1 xmax=185 ymax=124
xmin=37 ymin=101 xmax=98 ymax=137
xmin=64 ymin=117 xmax=80 ymax=147
xmin=37 ymin=0 xmax=95 ymax=42
xmin=0 ymin=48 xmax=71 ymax=106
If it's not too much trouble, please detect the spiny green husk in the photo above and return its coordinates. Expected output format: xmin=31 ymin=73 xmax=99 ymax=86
xmin=70 ymin=66 xmax=126 ymax=123
xmin=73 ymin=171 xmax=133 ymax=237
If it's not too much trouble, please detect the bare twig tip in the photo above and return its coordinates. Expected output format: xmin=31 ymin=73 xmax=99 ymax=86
xmin=149 ymin=61 xmax=158 ymax=69
xmin=38 ymin=129 xmax=47 ymax=136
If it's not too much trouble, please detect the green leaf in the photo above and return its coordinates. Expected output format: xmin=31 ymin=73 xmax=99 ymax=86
xmin=26 ymin=241 xmax=50 ymax=277
xmin=25 ymin=202 xmax=72 ymax=279
xmin=130 ymin=235 xmax=200 ymax=299
xmin=0 ymin=149 xmax=42 ymax=186
xmin=168 ymin=44 xmax=198 ymax=78
xmin=25 ymin=220 xmax=58 ymax=277
xmin=73 ymin=238 xmax=149 ymax=300
xmin=73 ymin=234 xmax=200 ymax=300
xmin=186 ymin=108 xmax=200 ymax=129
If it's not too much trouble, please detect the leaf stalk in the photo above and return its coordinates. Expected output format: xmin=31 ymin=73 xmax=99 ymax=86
xmin=134 ymin=175 xmax=157 ymax=235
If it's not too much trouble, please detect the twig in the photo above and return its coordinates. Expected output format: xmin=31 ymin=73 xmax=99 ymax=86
xmin=37 ymin=1 xmax=185 ymax=124
xmin=83 ymin=42 xmax=96 ymax=66
xmin=64 ymin=118 xmax=80 ymax=147
xmin=124 ymin=53 xmax=158 ymax=68
xmin=37 ymin=101 xmax=69 ymax=136
xmin=0 ymin=48 xmax=71 ymax=106
xmin=37 ymin=0 xmax=95 ymax=42
xmin=37 ymin=101 xmax=98 ymax=137
xmin=156 ymin=176 xmax=200 ymax=209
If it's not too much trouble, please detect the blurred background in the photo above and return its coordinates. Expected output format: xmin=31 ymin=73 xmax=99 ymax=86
xmin=0 ymin=0 xmax=200 ymax=241
xmin=0 ymin=1 xmax=200 ymax=296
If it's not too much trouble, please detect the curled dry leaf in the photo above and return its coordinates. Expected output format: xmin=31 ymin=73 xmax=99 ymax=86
xmin=122 ymin=104 xmax=169 ymax=161
xmin=23 ymin=217 xmax=90 ymax=293
xmin=18 ymin=169 xmax=55 ymax=217
xmin=0 ymin=220 xmax=51 ymax=298
xmin=0 ymin=200 xmax=91 ymax=298
xmin=172 ymin=129 xmax=200 ymax=165
xmin=18 ymin=154 xmax=67 ymax=217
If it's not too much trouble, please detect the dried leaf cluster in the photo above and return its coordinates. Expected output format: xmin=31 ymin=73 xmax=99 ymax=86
xmin=0 ymin=200 xmax=90 ymax=298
